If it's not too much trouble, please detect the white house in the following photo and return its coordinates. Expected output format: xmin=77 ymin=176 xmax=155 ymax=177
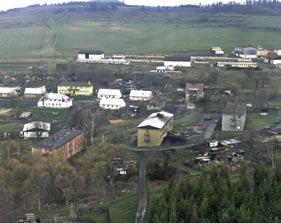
xmin=233 ymin=46 xmax=257 ymax=59
xmin=129 ymin=90 xmax=153 ymax=101
xmin=21 ymin=121 xmax=51 ymax=139
xmin=164 ymin=56 xmax=191 ymax=67
xmin=77 ymin=50 xmax=104 ymax=62
xmin=97 ymin=89 xmax=122 ymax=100
xmin=24 ymin=86 xmax=47 ymax=98
xmin=99 ymin=98 xmax=126 ymax=110
xmin=264 ymin=53 xmax=281 ymax=65
xmin=210 ymin=47 xmax=224 ymax=55
xmin=0 ymin=87 xmax=17 ymax=97
xmin=37 ymin=93 xmax=73 ymax=108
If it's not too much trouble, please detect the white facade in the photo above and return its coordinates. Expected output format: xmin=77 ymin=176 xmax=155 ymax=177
xmin=77 ymin=50 xmax=104 ymax=61
xmin=164 ymin=61 xmax=191 ymax=67
xmin=0 ymin=87 xmax=17 ymax=97
xmin=273 ymin=49 xmax=281 ymax=56
xmin=99 ymin=98 xmax=126 ymax=110
xmin=37 ymin=93 xmax=73 ymax=108
xmin=216 ymin=61 xmax=257 ymax=68
xmin=129 ymin=90 xmax=153 ymax=101
xmin=22 ymin=121 xmax=51 ymax=139
xmin=97 ymin=89 xmax=122 ymax=100
xmin=24 ymin=86 xmax=47 ymax=98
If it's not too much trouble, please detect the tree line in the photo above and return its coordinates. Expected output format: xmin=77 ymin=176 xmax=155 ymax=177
xmin=147 ymin=164 xmax=281 ymax=223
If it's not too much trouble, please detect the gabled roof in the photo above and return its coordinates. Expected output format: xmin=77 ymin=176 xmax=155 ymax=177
xmin=58 ymin=81 xmax=92 ymax=87
xmin=129 ymin=90 xmax=153 ymax=97
xmin=33 ymin=129 xmax=83 ymax=150
xmin=97 ymin=89 xmax=122 ymax=97
xmin=137 ymin=111 xmax=173 ymax=129
xmin=266 ymin=53 xmax=281 ymax=60
xmin=185 ymin=83 xmax=204 ymax=92
xmin=24 ymin=86 xmax=47 ymax=95
xmin=0 ymin=87 xmax=16 ymax=94
xmin=23 ymin=121 xmax=51 ymax=132
xmin=223 ymin=102 xmax=247 ymax=116
xmin=78 ymin=50 xmax=104 ymax=55
xmin=42 ymin=93 xmax=71 ymax=100
xmin=164 ymin=56 xmax=191 ymax=62
xmin=99 ymin=98 xmax=126 ymax=107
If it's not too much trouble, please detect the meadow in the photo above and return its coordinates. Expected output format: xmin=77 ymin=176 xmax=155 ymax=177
xmin=1 ymin=6 xmax=281 ymax=60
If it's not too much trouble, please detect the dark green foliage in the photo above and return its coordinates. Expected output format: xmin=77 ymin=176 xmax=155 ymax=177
xmin=147 ymin=165 xmax=281 ymax=223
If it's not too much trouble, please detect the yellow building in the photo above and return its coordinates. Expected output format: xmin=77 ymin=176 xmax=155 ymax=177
xmin=137 ymin=111 xmax=174 ymax=147
xmin=57 ymin=81 xmax=93 ymax=96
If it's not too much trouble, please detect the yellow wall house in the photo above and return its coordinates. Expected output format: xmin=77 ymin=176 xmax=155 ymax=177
xmin=57 ymin=81 xmax=93 ymax=96
xmin=137 ymin=111 xmax=174 ymax=147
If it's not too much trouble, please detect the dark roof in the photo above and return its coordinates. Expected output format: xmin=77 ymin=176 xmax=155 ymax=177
xmin=223 ymin=102 xmax=247 ymax=116
xmin=59 ymin=81 xmax=92 ymax=87
xmin=266 ymin=53 xmax=281 ymax=60
xmin=164 ymin=56 xmax=191 ymax=62
xmin=78 ymin=50 xmax=104 ymax=55
xmin=33 ymin=129 xmax=83 ymax=150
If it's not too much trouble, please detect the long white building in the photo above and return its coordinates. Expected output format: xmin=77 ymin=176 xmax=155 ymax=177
xmin=97 ymin=89 xmax=122 ymax=100
xmin=129 ymin=90 xmax=153 ymax=101
xmin=99 ymin=98 xmax=126 ymax=110
xmin=37 ymin=93 xmax=73 ymax=108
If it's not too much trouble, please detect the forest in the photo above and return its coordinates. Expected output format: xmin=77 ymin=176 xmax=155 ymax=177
xmin=147 ymin=165 xmax=281 ymax=223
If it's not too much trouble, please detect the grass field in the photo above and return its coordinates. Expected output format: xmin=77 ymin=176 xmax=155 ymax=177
xmin=1 ymin=6 xmax=281 ymax=60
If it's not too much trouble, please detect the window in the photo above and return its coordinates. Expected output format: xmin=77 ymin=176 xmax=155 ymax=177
xmin=144 ymin=134 xmax=150 ymax=142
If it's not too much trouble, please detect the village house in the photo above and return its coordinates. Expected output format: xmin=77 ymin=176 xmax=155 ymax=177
xmin=129 ymin=90 xmax=153 ymax=101
xmin=264 ymin=53 xmax=281 ymax=65
xmin=273 ymin=49 xmax=281 ymax=56
xmin=32 ymin=129 xmax=84 ymax=160
xmin=24 ymin=86 xmax=47 ymax=98
xmin=164 ymin=55 xmax=191 ymax=67
xmin=0 ymin=87 xmax=17 ymax=97
xmin=256 ymin=47 xmax=269 ymax=58
xmin=233 ymin=46 xmax=257 ymax=58
xmin=222 ymin=102 xmax=247 ymax=131
xmin=99 ymin=98 xmax=126 ymax=110
xmin=21 ymin=121 xmax=51 ymax=139
xmin=37 ymin=93 xmax=73 ymax=108
xmin=147 ymin=96 xmax=166 ymax=111
xmin=57 ymin=81 xmax=93 ymax=96
xmin=97 ymin=88 xmax=122 ymax=100
xmin=185 ymin=83 xmax=205 ymax=102
xmin=137 ymin=111 xmax=174 ymax=147
xmin=210 ymin=47 xmax=224 ymax=55
xmin=77 ymin=50 xmax=104 ymax=62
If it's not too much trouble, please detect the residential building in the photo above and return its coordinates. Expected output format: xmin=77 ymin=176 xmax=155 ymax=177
xmin=129 ymin=90 xmax=153 ymax=101
xmin=256 ymin=47 xmax=269 ymax=58
xmin=57 ymin=81 xmax=93 ymax=96
xmin=32 ymin=129 xmax=84 ymax=160
xmin=21 ymin=121 xmax=51 ymax=139
xmin=137 ymin=111 xmax=174 ymax=147
xmin=37 ymin=93 xmax=73 ymax=108
xmin=0 ymin=87 xmax=17 ymax=97
xmin=185 ymin=83 xmax=205 ymax=102
xmin=77 ymin=50 xmax=104 ymax=62
xmin=164 ymin=55 xmax=191 ymax=67
xmin=24 ymin=86 xmax=47 ymax=98
xmin=210 ymin=47 xmax=224 ymax=55
xmin=273 ymin=49 xmax=281 ymax=56
xmin=97 ymin=89 xmax=122 ymax=100
xmin=99 ymin=98 xmax=126 ymax=110
xmin=264 ymin=53 xmax=281 ymax=65
xmin=222 ymin=102 xmax=247 ymax=131
xmin=233 ymin=46 xmax=257 ymax=58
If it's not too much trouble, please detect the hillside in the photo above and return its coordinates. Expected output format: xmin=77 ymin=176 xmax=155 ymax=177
xmin=0 ymin=2 xmax=281 ymax=60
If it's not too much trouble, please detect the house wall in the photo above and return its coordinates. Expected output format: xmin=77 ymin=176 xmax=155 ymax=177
xmin=271 ymin=59 xmax=281 ymax=65
xmin=24 ymin=131 xmax=49 ymax=139
xmin=78 ymin=53 xmax=104 ymax=60
xmin=57 ymin=85 xmax=93 ymax=96
xmin=32 ymin=133 xmax=84 ymax=160
xmin=137 ymin=118 xmax=173 ymax=147
xmin=222 ymin=113 xmax=246 ymax=131
xmin=185 ymin=90 xmax=204 ymax=102
xmin=37 ymin=98 xmax=72 ymax=108
xmin=99 ymin=103 xmax=125 ymax=110
xmin=164 ymin=61 xmax=191 ymax=67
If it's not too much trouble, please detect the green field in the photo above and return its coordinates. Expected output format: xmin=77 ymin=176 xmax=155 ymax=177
xmin=1 ymin=6 xmax=281 ymax=60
